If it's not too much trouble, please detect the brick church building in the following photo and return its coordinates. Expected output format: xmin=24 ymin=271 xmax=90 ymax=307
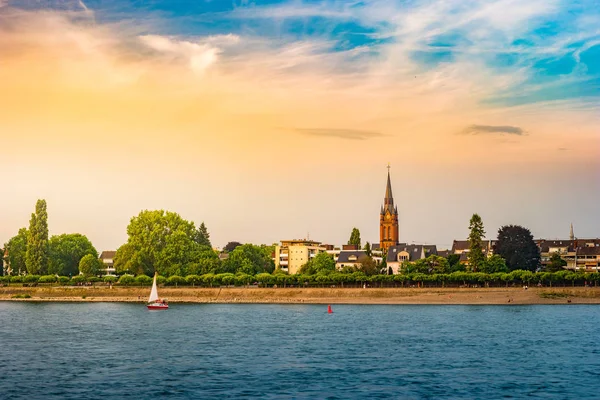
xmin=380 ymin=166 xmax=399 ymax=252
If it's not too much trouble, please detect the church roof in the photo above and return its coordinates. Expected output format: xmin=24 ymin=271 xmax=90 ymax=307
xmin=382 ymin=168 xmax=397 ymax=215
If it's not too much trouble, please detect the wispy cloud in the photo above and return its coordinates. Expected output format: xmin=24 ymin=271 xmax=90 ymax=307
xmin=461 ymin=125 xmax=525 ymax=135
xmin=294 ymin=128 xmax=385 ymax=140
xmin=139 ymin=35 xmax=220 ymax=74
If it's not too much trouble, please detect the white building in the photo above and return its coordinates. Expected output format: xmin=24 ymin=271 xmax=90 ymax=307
xmin=99 ymin=251 xmax=117 ymax=276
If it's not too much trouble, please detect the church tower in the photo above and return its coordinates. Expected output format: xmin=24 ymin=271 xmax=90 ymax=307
xmin=570 ymin=223 xmax=574 ymax=241
xmin=380 ymin=165 xmax=399 ymax=252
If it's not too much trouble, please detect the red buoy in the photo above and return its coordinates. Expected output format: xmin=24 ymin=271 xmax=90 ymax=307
xmin=327 ymin=304 xmax=333 ymax=314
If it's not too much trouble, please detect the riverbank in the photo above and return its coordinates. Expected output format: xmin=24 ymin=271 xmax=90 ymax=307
xmin=1 ymin=286 xmax=600 ymax=304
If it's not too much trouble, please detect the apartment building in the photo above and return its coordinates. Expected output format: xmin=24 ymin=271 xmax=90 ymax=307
xmin=274 ymin=240 xmax=328 ymax=274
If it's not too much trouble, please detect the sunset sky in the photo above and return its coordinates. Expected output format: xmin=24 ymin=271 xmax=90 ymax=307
xmin=1 ymin=0 xmax=599 ymax=251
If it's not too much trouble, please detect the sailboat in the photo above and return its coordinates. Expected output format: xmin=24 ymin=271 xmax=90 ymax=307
xmin=147 ymin=272 xmax=168 ymax=310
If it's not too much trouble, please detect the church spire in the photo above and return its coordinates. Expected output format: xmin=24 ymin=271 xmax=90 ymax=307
xmin=383 ymin=163 xmax=395 ymax=212
xmin=570 ymin=223 xmax=574 ymax=241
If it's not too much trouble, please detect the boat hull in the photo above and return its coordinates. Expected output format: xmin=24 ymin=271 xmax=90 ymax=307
xmin=147 ymin=304 xmax=169 ymax=310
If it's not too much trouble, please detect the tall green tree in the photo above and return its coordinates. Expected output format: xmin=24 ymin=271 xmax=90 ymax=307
xmin=413 ymin=255 xmax=451 ymax=274
xmin=446 ymin=254 xmax=463 ymax=272
xmin=545 ymin=252 xmax=567 ymax=272
xmin=380 ymin=250 xmax=388 ymax=274
xmin=25 ymin=199 xmax=49 ymax=275
xmin=79 ymin=254 xmax=102 ymax=276
xmin=495 ymin=225 xmax=541 ymax=272
xmin=480 ymin=254 xmax=509 ymax=273
xmin=224 ymin=241 xmax=242 ymax=253
xmin=183 ymin=247 xmax=221 ymax=276
xmin=348 ymin=228 xmax=361 ymax=247
xmin=223 ymin=244 xmax=275 ymax=275
xmin=114 ymin=243 xmax=135 ymax=275
xmin=358 ymin=255 xmax=379 ymax=276
xmin=467 ymin=213 xmax=486 ymax=272
xmin=195 ymin=222 xmax=212 ymax=247
xmin=49 ymin=234 xmax=98 ymax=276
xmin=4 ymin=228 xmax=28 ymax=275
xmin=115 ymin=210 xmax=209 ymax=276
xmin=299 ymin=252 xmax=335 ymax=275
xmin=364 ymin=242 xmax=372 ymax=257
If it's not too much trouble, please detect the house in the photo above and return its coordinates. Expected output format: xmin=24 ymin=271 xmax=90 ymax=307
xmin=437 ymin=249 xmax=451 ymax=258
xmin=450 ymin=240 xmax=495 ymax=266
xmin=336 ymin=250 xmax=368 ymax=270
xmin=99 ymin=251 xmax=117 ymax=276
xmin=386 ymin=244 xmax=438 ymax=274
xmin=451 ymin=240 xmax=496 ymax=255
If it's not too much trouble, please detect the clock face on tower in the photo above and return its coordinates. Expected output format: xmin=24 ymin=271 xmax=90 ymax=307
xmin=386 ymin=214 xmax=391 ymax=220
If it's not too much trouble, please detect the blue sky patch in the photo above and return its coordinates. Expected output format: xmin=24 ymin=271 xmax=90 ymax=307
xmin=533 ymin=55 xmax=577 ymax=77
xmin=411 ymin=50 xmax=454 ymax=68
xmin=580 ymin=45 xmax=600 ymax=75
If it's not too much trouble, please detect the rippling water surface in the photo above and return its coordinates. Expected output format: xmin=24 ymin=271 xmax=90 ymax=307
xmin=1 ymin=303 xmax=599 ymax=399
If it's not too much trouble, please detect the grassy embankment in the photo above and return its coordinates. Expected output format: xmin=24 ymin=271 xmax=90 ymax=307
xmin=1 ymin=286 xmax=600 ymax=304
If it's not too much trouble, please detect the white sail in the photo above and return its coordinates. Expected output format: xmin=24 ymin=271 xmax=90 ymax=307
xmin=148 ymin=273 xmax=159 ymax=303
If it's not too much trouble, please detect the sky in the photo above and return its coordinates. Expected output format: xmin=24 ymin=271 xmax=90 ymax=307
xmin=0 ymin=0 xmax=599 ymax=251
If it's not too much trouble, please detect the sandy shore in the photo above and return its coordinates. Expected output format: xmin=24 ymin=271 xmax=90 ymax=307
xmin=1 ymin=286 xmax=600 ymax=304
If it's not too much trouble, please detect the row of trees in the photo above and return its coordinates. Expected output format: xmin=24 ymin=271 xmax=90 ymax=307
xmin=3 ymin=270 xmax=598 ymax=288
xmin=299 ymin=251 xmax=562 ymax=277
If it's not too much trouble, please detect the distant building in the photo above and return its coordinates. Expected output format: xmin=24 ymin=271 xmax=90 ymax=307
xmin=538 ymin=238 xmax=600 ymax=271
xmin=450 ymin=240 xmax=495 ymax=266
xmin=386 ymin=244 xmax=438 ymax=274
xmin=99 ymin=251 xmax=117 ymax=276
xmin=274 ymin=240 xmax=327 ymax=274
xmin=326 ymin=244 xmax=356 ymax=262
xmin=450 ymin=240 xmax=496 ymax=255
xmin=437 ymin=249 xmax=451 ymax=258
xmin=335 ymin=248 xmax=383 ymax=271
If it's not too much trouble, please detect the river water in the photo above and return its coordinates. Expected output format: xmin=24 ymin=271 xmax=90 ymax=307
xmin=1 ymin=303 xmax=599 ymax=399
